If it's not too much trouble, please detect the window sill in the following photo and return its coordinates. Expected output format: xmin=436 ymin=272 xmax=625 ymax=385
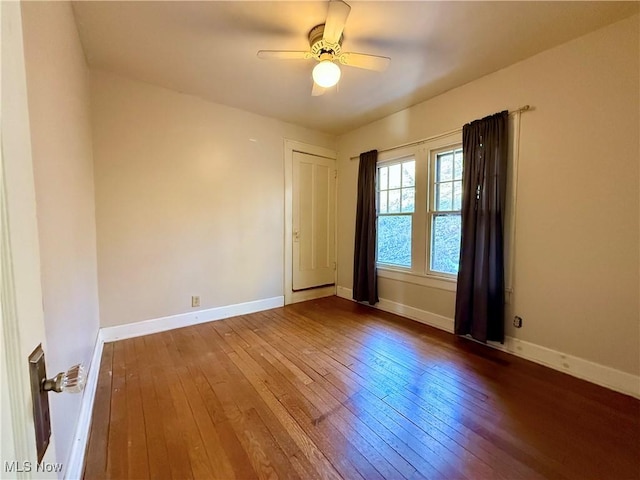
xmin=377 ymin=266 xmax=457 ymax=292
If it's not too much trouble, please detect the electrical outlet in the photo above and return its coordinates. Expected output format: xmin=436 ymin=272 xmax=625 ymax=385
xmin=191 ymin=296 xmax=200 ymax=308
xmin=513 ymin=316 xmax=523 ymax=328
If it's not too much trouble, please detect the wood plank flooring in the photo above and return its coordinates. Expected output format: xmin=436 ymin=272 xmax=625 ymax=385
xmin=84 ymin=296 xmax=640 ymax=479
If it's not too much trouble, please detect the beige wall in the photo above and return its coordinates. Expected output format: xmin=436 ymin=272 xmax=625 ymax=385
xmin=21 ymin=1 xmax=100 ymax=471
xmin=337 ymin=15 xmax=640 ymax=376
xmin=91 ymin=71 xmax=336 ymax=327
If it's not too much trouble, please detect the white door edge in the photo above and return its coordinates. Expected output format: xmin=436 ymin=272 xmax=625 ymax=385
xmin=1 ymin=1 xmax=57 ymax=474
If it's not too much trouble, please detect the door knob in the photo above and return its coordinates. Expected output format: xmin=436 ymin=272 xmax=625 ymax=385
xmin=28 ymin=345 xmax=87 ymax=462
xmin=43 ymin=363 xmax=87 ymax=394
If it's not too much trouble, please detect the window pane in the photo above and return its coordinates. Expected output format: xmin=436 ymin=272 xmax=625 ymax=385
xmin=454 ymin=150 xmax=463 ymax=180
xmin=401 ymin=187 xmax=415 ymax=213
xmin=379 ymin=190 xmax=388 ymax=214
xmin=388 ymin=189 xmax=401 ymax=213
xmin=431 ymin=214 xmax=461 ymax=275
xmin=453 ymin=181 xmax=462 ymax=211
xmin=388 ymin=164 xmax=401 ymax=189
xmin=379 ymin=166 xmax=388 ymax=190
xmin=402 ymin=161 xmax=415 ymax=187
xmin=437 ymin=153 xmax=453 ymax=182
xmin=378 ymin=215 xmax=412 ymax=267
xmin=436 ymin=182 xmax=453 ymax=211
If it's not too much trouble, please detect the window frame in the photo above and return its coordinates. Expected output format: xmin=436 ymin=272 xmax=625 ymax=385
xmin=375 ymin=133 xmax=462 ymax=291
xmin=375 ymin=155 xmax=416 ymax=270
xmin=426 ymin=144 xmax=463 ymax=280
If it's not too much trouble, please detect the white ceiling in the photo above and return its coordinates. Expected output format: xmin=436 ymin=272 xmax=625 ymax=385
xmin=72 ymin=1 xmax=638 ymax=135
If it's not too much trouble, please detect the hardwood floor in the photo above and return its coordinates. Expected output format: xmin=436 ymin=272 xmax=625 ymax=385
xmin=84 ymin=296 xmax=640 ymax=480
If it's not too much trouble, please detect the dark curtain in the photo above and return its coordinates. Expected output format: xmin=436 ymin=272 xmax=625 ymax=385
xmin=454 ymin=111 xmax=508 ymax=343
xmin=353 ymin=149 xmax=379 ymax=305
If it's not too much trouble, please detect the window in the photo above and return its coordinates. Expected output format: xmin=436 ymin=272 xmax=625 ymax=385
xmin=376 ymin=159 xmax=415 ymax=267
xmin=374 ymin=125 xmax=516 ymax=294
xmin=374 ymin=132 xmax=463 ymax=289
xmin=428 ymin=147 xmax=463 ymax=276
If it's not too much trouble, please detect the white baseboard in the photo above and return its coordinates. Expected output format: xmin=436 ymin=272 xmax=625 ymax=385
xmin=100 ymin=296 xmax=285 ymax=342
xmin=336 ymin=286 xmax=640 ymax=399
xmin=337 ymin=286 xmax=454 ymax=333
xmin=64 ymin=329 xmax=105 ymax=480
xmin=490 ymin=337 xmax=640 ymax=399
xmin=377 ymin=297 xmax=455 ymax=333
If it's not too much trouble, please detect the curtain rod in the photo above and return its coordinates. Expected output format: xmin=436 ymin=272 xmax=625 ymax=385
xmin=349 ymin=105 xmax=531 ymax=161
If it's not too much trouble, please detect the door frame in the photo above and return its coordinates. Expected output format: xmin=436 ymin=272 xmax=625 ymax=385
xmin=0 ymin=134 xmax=33 ymax=477
xmin=284 ymin=140 xmax=337 ymax=305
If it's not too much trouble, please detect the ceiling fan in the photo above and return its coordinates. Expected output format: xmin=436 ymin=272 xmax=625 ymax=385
xmin=257 ymin=0 xmax=391 ymax=96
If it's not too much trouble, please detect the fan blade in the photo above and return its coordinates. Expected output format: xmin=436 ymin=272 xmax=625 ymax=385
xmin=323 ymin=0 xmax=351 ymax=45
xmin=312 ymin=82 xmax=327 ymax=96
xmin=339 ymin=52 xmax=390 ymax=72
xmin=257 ymin=50 xmax=311 ymax=60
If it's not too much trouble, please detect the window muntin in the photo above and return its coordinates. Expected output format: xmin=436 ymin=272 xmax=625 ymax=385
xmin=377 ymin=159 xmax=415 ymax=267
xmin=429 ymin=147 xmax=463 ymax=276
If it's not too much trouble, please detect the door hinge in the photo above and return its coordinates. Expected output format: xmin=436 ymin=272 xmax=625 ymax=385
xmin=332 ymin=261 xmax=337 ymax=270
xmin=334 ymin=170 xmax=337 ymax=179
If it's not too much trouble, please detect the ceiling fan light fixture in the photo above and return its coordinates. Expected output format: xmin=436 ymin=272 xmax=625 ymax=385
xmin=312 ymin=60 xmax=341 ymax=88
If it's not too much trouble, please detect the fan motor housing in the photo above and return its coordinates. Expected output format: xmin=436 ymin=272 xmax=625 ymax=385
xmin=308 ymin=24 xmax=343 ymax=59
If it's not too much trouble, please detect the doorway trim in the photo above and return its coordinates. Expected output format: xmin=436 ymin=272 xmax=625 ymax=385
xmin=284 ymin=140 xmax=337 ymax=305
xmin=1 ymin=128 xmax=33 ymax=479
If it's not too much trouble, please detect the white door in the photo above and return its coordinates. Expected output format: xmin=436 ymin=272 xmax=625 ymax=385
xmin=292 ymin=151 xmax=336 ymax=291
xmin=1 ymin=1 xmax=58 ymax=473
